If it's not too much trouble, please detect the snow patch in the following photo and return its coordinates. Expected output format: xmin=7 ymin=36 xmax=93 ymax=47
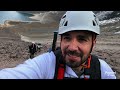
xmin=115 ymin=31 xmax=120 ymax=34
xmin=96 ymin=11 xmax=113 ymax=20
xmin=99 ymin=17 xmax=120 ymax=25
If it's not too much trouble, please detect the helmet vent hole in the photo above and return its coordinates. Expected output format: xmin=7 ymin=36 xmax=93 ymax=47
xmin=64 ymin=21 xmax=68 ymax=26
xmin=62 ymin=15 xmax=66 ymax=19
xmin=93 ymin=20 xmax=96 ymax=26
xmin=94 ymin=14 xmax=96 ymax=17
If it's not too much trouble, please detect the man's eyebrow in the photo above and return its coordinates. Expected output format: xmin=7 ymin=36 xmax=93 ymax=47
xmin=77 ymin=35 xmax=90 ymax=40
xmin=62 ymin=33 xmax=70 ymax=36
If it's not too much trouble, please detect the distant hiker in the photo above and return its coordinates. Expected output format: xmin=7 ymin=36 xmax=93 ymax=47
xmin=0 ymin=11 xmax=116 ymax=79
xmin=29 ymin=42 xmax=37 ymax=59
xmin=36 ymin=43 xmax=42 ymax=52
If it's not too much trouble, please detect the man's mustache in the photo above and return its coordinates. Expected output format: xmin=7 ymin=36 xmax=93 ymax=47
xmin=65 ymin=50 xmax=83 ymax=57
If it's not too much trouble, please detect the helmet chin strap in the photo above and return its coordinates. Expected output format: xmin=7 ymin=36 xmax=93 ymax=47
xmin=81 ymin=55 xmax=91 ymax=69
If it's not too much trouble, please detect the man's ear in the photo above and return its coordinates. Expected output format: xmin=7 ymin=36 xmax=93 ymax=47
xmin=91 ymin=38 xmax=96 ymax=52
xmin=91 ymin=34 xmax=97 ymax=51
xmin=93 ymin=39 xmax=96 ymax=46
xmin=92 ymin=34 xmax=97 ymax=46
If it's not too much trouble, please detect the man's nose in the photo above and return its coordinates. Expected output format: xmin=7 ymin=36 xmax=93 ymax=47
xmin=68 ymin=39 xmax=79 ymax=51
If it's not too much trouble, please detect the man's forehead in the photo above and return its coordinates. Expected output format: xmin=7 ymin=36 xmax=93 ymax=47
xmin=63 ymin=30 xmax=92 ymax=35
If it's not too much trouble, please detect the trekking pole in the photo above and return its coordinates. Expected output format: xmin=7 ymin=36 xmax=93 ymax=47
xmin=52 ymin=31 xmax=58 ymax=51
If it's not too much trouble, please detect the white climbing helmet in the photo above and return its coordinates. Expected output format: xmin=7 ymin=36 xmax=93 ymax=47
xmin=58 ymin=11 xmax=100 ymax=35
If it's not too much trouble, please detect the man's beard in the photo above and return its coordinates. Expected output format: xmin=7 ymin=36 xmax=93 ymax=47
xmin=63 ymin=48 xmax=88 ymax=68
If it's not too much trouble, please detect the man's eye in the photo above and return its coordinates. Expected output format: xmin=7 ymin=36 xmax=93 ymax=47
xmin=78 ymin=38 xmax=87 ymax=42
xmin=63 ymin=36 xmax=70 ymax=40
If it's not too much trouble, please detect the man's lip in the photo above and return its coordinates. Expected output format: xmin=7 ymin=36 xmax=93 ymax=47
xmin=68 ymin=54 xmax=78 ymax=58
xmin=67 ymin=54 xmax=80 ymax=60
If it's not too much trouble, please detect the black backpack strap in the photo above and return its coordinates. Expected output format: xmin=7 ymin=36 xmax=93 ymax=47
xmin=84 ymin=55 xmax=101 ymax=79
xmin=53 ymin=48 xmax=66 ymax=79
